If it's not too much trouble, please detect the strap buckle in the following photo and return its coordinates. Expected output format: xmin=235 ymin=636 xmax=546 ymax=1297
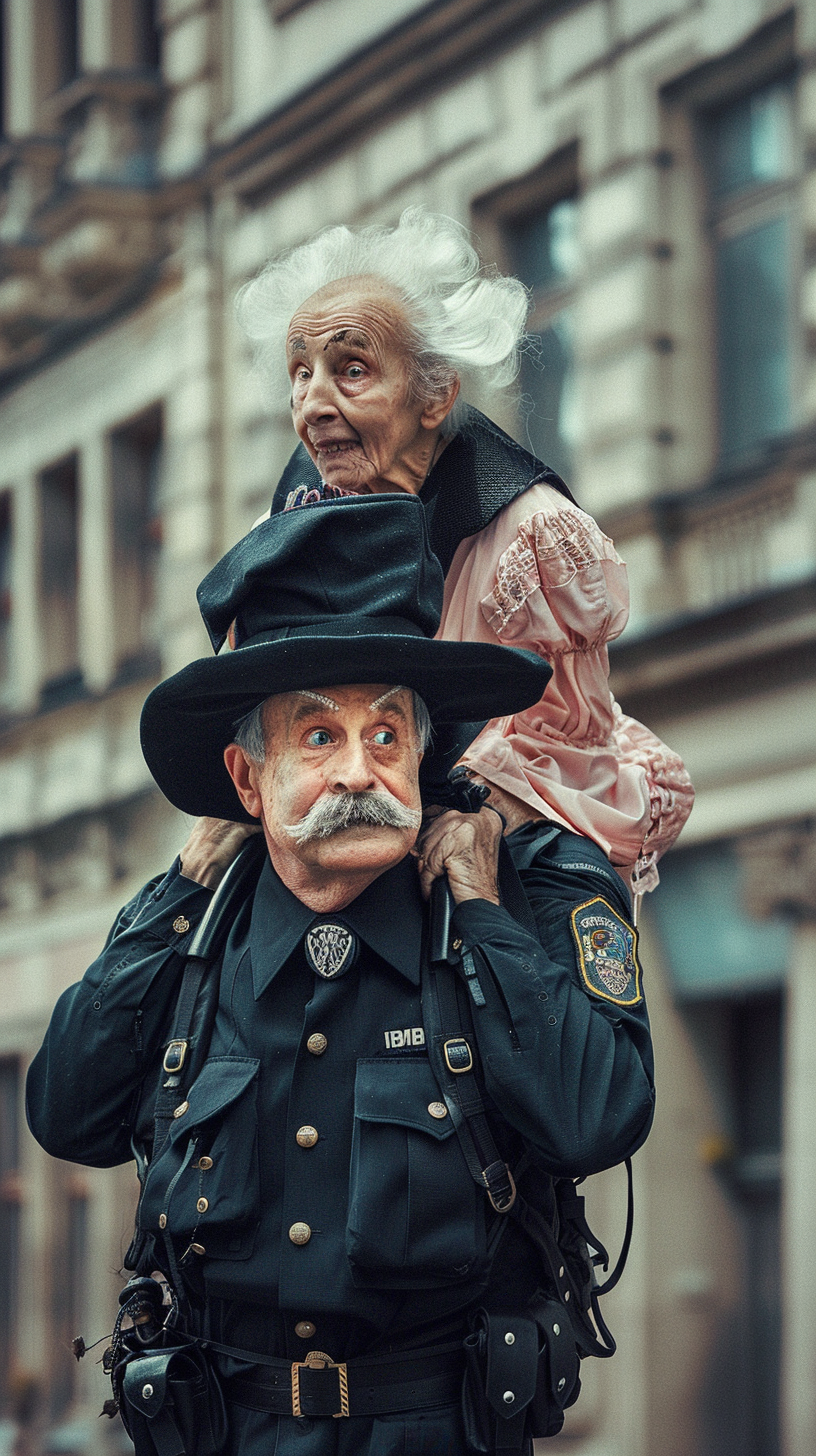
xmin=162 ymin=1039 xmax=188 ymax=1074
xmin=291 ymin=1351 xmax=349 ymax=1419
xmin=443 ymin=1037 xmax=473 ymax=1073
xmin=485 ymin=1164 xmax=517 ymax=1213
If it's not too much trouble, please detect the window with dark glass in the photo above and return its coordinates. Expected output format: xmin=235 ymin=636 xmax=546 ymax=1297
xmin=54 ymin=0 xmax=80 ymax=89
xmin=652 ymin=840 xmax=786 ymax=1456
xmin=505 ymin=196 xmax=580 ymax=481
xmin=39 ymin=455 xmax=80 ymax=692
xmin=0 ymin=1059 xmax=21 ymax=1411
xmin=704 ymin=80 xmax=796 ymax=462
xmin=110 ymin=405 xmax=162 ymax=673
xmin=135 ymin=0 xmax=161 ymax=68
xmin=0 ymin=0 xmax=7 ymax=138
xmin=51 ymin=1173 xmax=88 ymax=1416
xmin=0 ymin=492 xmax=11 ymax=687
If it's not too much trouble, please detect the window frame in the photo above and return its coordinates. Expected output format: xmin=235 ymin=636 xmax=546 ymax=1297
xmin=472 ymin=144 xmax=581 ymax=474
xmin=698 ymin=72 xmax=801 ymax=465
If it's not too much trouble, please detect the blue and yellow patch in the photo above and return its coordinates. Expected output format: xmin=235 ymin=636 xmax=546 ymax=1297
xmin=571 ymin=898 xmax=642 ymax=1007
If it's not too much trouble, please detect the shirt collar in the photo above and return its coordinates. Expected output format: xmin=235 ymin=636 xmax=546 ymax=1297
xmin=250 ymin=853 xmax=425 ymax=1000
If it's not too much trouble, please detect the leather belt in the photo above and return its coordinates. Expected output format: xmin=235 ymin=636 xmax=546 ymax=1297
xmin=219 ymin=1341 xmax=464 ymax=1419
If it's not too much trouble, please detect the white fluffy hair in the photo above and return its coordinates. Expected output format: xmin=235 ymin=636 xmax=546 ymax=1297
xmin=235 ymin=207 xmax=529 ymax=430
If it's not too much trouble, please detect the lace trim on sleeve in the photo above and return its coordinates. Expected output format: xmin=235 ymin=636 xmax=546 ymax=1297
xmin=482 ymin=507 xmax=624 ymax=642
xmin=482 ymin=539 xmax=539 ymax=635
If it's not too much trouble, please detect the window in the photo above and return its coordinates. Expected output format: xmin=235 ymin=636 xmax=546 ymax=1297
xmin=704 ymin=80 xmax=796 ymax=462
xmin=53 ymin=0 xmax=80 ymax=90
xmin=51 ymin=1174 xmax=88 ymax=1416
xmin=0 ymin=0 xmax=6 ymax=138
xmin=649 ymin=840 xmax=792 ymax=997
xmin=110 ymin=406 xmax=162 ymax=673
xmin=653 ymin=839 xmax=786 ymax=1454
xmin=0 ymin=1059 xmax=20 ymax=1410
xmin=681 ymin=992 xmax=783 ymax=1456
xmin=0 ymin=492 xmax=11 ymax=687
xmin=115 ymin=0 xmax=161 ymax=70
xmin=39 ymin=455 xmax=80 ymax=695
xmin=505 ymin=195 xmax=580 ymax=481
xmin=135 ymin=0 xmax=161 ymax=69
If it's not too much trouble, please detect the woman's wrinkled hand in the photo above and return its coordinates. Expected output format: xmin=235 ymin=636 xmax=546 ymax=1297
xmin=179 ymin=817 xmax=262 ymax=890
xmin=413 ymin=806 xmax=503 ymax=905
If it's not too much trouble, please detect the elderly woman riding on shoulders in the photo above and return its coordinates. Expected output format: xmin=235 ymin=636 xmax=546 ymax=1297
xmin=235 ymin=209 xmax=693 ymax=896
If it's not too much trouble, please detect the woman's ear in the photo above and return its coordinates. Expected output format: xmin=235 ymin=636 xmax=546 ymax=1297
xmin=420 ymin=375 xmax=461 ymax=431
xmin=224 ymin=744 xmax=262 ymax=818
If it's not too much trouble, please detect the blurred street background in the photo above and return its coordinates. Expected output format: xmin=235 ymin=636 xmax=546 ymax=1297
xmin=0 ymin=1 xmax=815 ymax=1453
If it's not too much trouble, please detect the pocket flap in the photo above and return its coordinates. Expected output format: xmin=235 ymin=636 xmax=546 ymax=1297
xmin=354 ymin=1058 xmax=454 ymax=1140
xmin=168 ymin=1057 xmax=260 ymax=1142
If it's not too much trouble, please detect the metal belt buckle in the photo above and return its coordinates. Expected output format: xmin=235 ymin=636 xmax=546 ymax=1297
xmin=291 ymin=1350 xmax=350 ymax=1419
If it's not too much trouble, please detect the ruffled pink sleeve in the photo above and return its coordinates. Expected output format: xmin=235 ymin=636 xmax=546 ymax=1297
xmin=438 ymin=484 xmax=694 ymax=891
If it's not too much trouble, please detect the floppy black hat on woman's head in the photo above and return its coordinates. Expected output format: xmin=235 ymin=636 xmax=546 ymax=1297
xmin=140 ymin=495 xmax=551 ymax=820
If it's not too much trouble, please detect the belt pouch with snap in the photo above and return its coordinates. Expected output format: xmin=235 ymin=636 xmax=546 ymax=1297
xmin=119 ymin=1343 xmax=227 ymax=1456
xmin=462 ymin=1310 xmax=539 ymax=1454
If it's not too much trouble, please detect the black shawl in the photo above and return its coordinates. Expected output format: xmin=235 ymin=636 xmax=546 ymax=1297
xmin=269 ymin=407 xmax=574 ymax=575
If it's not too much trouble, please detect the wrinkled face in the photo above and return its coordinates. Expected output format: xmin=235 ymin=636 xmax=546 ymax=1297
xmin=286 ymin=278 xmax=439 ymax=494
xmin=226 ymin=684 xmax=423 ymax=896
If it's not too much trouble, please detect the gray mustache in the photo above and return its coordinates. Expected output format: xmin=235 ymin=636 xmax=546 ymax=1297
xmin=284 ymin=790 xmax=422 ymax=846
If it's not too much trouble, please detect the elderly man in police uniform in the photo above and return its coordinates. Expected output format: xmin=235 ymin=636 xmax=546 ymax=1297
xmin=27 ymin=495 xmax=654 ymax=1456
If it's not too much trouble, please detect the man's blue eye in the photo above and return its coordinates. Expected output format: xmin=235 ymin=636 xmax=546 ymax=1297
xmin=372 ymin=730 xmax=395 ymax=745
xmin=308 ymin=730 xmax=333 ymax=746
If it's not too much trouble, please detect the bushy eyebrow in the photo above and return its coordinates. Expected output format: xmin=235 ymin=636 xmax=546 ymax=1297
xmin=287 ymin=334 xmax=307 ymax=355
xmin=369 ymin=687 xmax=404 ymax=712
xmin=325 ymin=329 xmax=372 ymax=351
xmin=295 ymin=690 xmax=340 ymax=713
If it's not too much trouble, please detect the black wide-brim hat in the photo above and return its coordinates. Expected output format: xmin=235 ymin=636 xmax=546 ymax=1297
xmin=141 ymin=495 xmax=551 ymax=821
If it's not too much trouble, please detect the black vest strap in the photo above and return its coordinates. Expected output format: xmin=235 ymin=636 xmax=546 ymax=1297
xmin=152 ymin=839 xmax=266 ymax=1161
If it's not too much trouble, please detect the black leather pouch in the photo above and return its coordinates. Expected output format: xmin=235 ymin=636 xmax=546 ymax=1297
xmin=462 ymin=1300 xmax=581 ymax=1452
xmin=117 ymin=1342 xmax=228 ymax=1456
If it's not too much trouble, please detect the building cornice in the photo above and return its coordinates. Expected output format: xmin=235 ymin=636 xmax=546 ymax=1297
xmin=206 ymin=0 xmax=563 ymax=204
xmin=0 ymin=0 xmax=564 ymax=392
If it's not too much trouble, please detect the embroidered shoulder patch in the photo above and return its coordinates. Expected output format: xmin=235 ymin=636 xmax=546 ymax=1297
xmin=571 ymin=898 xmax=642 ymax=1007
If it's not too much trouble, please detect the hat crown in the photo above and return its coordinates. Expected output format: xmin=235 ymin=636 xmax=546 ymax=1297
xmin=197 ymin=495 xmax=443 ymax=652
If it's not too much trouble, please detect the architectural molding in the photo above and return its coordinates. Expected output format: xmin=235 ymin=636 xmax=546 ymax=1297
xmin=738 ymin=820 xmax=816 ymax=921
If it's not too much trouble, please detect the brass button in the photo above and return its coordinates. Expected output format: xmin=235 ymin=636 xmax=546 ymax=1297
xmin=173 ymin=1101 xmax=189 ymax=1118
xmin=190 ymin=1242 xmax=206 ymax=1256
xmin=158 ymin=1214 xmax=167 ymax=1230
xmin=428 ymin=1102 xmax=448 ymax=1120
xmin=289 ymin=1222 xmax=312 ymax=1246
xmin=452 ymin=938 xmax=462 ymax=950
xmin=295 ymin=1321 xmax=316 ymax=1339
xmin=296 ymin=1126 xmax=318 ymax=1148
xmin=196 ymin=1197 xmax=209 ymax=1214
xmin=173 ymin=916 xmax=190 ymax=934
xmin=306 ymin=1033 xmax=327 ymax=1056
xmin=198 ymin=1156 xmax=213 ymax=1171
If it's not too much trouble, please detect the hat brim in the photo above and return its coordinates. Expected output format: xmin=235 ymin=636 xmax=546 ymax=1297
xmin=140 ymin=631 xmax=551 ymax=820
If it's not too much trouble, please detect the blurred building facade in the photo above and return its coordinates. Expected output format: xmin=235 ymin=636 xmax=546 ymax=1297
xmin=0 ymin=0 xmax=814 ymax=1452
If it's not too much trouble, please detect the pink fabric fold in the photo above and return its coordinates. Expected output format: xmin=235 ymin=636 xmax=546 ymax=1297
xmin=437 ymin=483 xmax=694 ymax=892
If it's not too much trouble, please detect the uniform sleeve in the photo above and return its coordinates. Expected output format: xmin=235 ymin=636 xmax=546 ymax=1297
xmin=25 ymin=862 xmax=213 ymax=1169
xmin=448 ymin=836 xmax=654 ymax=1177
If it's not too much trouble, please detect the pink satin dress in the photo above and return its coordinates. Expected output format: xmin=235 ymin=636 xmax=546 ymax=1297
xmin=437 ymin=483 xmax=694 ymax=893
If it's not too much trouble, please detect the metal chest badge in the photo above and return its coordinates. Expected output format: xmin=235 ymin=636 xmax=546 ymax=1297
xmin=304 ymin=922 xmax=359 ymax=979
xmin=571 ymin=897 xmax=642 ymax=1007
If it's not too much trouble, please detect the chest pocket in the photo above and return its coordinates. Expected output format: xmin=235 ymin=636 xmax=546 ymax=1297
xmin=347 ymin=1057 xmax=486 ymax=1289
xmin=138 ymin=1057 xmax=261 ymax=1261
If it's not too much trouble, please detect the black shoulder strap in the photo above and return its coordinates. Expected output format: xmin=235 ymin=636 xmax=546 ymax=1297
xmin=422 ymin=842 xmax=634 ymax=1352
xmin=152 ymin=839 xmax=266 ymax=1160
